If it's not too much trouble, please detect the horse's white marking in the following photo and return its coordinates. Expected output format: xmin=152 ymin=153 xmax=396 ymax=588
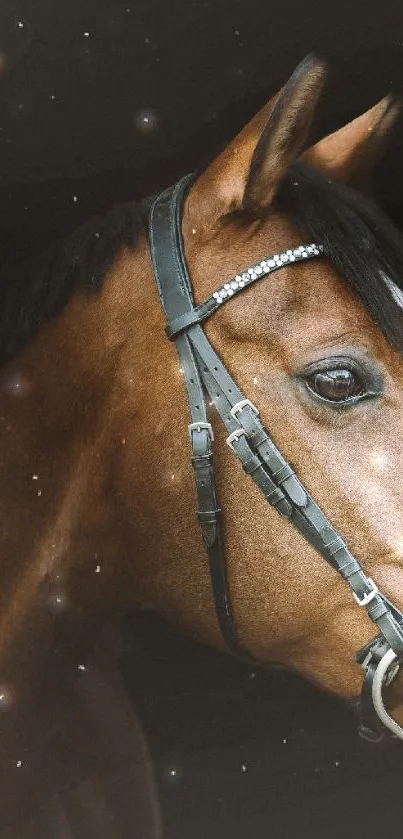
xmin=381 ymin=271 xmax=403 ymax=309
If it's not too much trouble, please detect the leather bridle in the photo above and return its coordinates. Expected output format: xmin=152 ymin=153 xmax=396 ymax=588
xmin=149 ymin=173 xmax=403 ymax=742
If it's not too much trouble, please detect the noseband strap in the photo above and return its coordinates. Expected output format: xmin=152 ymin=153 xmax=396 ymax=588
xmin=149 ymin=174 xmax=403 ymax=742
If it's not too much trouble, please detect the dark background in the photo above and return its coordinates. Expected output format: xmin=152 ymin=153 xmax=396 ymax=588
xmin=1 ymin=0 xmax=403 ymax=836
xmin=124 ymin=614 xmax=403 ymax=839
xmin=1 ymin=0 xmax=403 ymax=265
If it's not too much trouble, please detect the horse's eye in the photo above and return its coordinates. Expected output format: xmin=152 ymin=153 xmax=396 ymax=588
xmin=306 ymin=368 xmax=364 ymax=403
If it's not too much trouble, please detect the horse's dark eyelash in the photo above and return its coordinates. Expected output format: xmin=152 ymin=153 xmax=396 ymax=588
xmin=301 ymin=358 xmax=358 ymax=376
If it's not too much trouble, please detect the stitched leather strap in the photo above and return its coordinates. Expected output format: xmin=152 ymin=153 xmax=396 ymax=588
xmin=149 ymin=175 xmax=248 ymax=656
xmin=148 ymin=174 xmax=403 ymax=740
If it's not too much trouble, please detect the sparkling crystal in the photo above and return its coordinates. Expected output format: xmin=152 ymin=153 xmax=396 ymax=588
xmin=230 ymin=280 xmax=239 ymax=290
xmin=224 ymin=283 xmax=231 ymax=290
xmin=251 ymin=272 xmax=257 ymax=279
xmin=268 ymin=259 xmax=275 ymax=268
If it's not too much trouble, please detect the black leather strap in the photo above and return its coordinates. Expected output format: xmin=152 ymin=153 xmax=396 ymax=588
xmin=149 ymin=175 xmax=249 ymax=656
xmin=148 ymin=174 xmax=403 ymax=740
xmin=188 ymin=322 xmax=403 ymax=653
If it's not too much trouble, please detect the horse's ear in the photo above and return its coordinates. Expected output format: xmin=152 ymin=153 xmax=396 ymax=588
xmin=302 ymin=96 xmax=400 ymax=189
xmin=243 ymin=55 xmax=326 ymax=212
xmin=186 ymin=55 xmax=326 ymax=229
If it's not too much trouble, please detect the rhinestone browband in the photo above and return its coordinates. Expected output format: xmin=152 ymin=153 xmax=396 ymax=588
xmin=211 ymin=243 xmax=325 ymax=305
xmin=165 ymin=243 xmax=325 ymax=340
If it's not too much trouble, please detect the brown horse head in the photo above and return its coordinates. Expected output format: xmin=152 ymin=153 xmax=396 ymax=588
xmin=1 ymin=55 xmax=403 ymax=770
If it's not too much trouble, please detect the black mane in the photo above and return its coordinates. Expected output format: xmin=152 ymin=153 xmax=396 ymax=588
xmin=0 ymin=200 xmax=148 ymax=366
xmin=275 ymin=161 xmax=403 ymax=353
xmin=1 ymin=163 xmax=403 ymax=366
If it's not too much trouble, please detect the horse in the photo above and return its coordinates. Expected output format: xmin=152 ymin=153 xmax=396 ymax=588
xmin=2 ymin=52 xmax=403 ymax=831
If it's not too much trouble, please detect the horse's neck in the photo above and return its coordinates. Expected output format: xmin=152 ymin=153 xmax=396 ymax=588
xmin=0 ymin=240 xmax=154 ymax=648
xmin=0 ymin=228 xmax=215 ymax=678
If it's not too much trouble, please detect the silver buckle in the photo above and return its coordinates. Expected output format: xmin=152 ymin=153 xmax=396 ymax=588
xmin=353 ymin=578 xmax=379 ymax=607
xmin=226 ymin=428 xmax=246 ymax=452
xmin=188 ymin=422 xmax=214 ymax=441
xmin=230 ymin=399 xmax=259 ymax=420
